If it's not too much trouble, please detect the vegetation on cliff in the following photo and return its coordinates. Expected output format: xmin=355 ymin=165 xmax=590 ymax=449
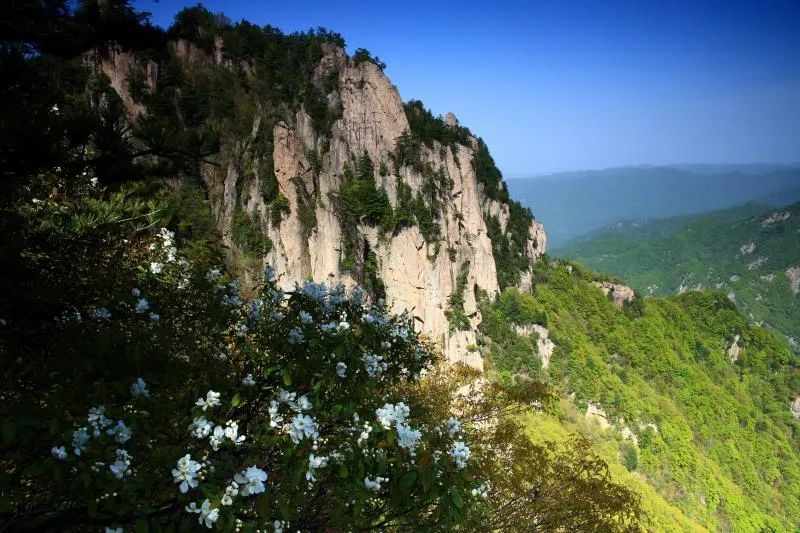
xmin=481 ymin=260 xmax=800 ymax=530
xmin=0 ymin=1 xmax=643 ymax=530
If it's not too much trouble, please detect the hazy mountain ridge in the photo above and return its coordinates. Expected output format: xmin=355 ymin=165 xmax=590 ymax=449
xmin=508 ymin=165 xmax=800 ymax=247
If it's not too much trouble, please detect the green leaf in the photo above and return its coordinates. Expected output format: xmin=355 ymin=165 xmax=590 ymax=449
xmin=231 ymin=393 xmax=242 ymax=407
xmin=399 ymin=470 xmax=417 ymax=493
xmin=282 ymin=369 xmax=292 ymax=386
xmin=452 ymin=488 xmax=464 ymax=509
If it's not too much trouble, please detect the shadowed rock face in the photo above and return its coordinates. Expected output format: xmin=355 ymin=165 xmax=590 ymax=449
xmin=98 ymin=43 xmax=546 ymax=368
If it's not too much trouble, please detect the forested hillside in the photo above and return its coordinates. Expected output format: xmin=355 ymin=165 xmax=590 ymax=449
xmin=480 ymin=261 xmax=800 ymax=530
xmin=557 ymin=201 xmax=800 ymax=349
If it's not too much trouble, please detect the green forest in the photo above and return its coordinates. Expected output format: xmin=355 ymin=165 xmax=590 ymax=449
xmin=481 ymin=260 xmax=800 ymax=530
xmin=2 ymin=0 xmax=799 ymax=531
xmin=557 ymin=201 xmax=800 ymax=350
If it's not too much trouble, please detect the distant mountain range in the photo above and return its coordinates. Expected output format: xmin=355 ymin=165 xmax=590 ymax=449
xmin=507 ymin=164 xmax=800 ymax=248
xmin=556 ymin=200 xmax=800 ymax=349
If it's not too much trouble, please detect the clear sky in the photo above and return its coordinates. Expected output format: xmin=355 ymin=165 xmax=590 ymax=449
xmin=133 ymin=0 xmax=800 ymax=177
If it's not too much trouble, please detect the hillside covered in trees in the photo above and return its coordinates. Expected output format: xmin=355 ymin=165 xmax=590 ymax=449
xmin=557 ymin=201 xmax=800 ymax=351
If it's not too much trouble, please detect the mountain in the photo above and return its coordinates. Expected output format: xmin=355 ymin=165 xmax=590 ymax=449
xmin=480 ymin=262 xmax=800 ymax=530
xmin=507 ymin=166 xmax=800 ymax=248
xmin=4 ymin=2 xmax=800 ymax=531
xmin=94 ymin=20 xmax=544 ymax=365
xmin=556 ymin=201 xmax=800 ymax=349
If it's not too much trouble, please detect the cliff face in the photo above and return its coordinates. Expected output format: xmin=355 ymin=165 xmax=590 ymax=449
xmin=98 ymin=41 xmax=546 ymax=367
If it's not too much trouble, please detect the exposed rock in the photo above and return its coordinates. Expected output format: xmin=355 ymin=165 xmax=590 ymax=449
xmin=514 ymin=324 xmax=555 ymax=369
xmin=760 ymin=274 xmax=775 ymax=283
xmin=746 ymin=257 xmax=768 ymax=270
xmin=107 ymin=42 xmax=547 ymax=368
xmin=585 ymin=403 xmax=611 ymax=431
xmin=762 ymin=211 xmax=791 ymax=227
xmin=786 ymin=267 xmax=800 ymax=295
xmin=445 ymin=112 xmax=459 ymax=127
xmin=93 ymin=46 xmax=158 ymax=118
xmin=739 ymin=242 xmax=756 ymax=255
xmin=792 ymin=397 xmax=800 ymax=420
xmin=729 ymin=275 xmax=740 ymax=283
xmin=727 ymin=334 xmax=741 ymax=362
xmin=727 ymin=291 xmax=736 ymax=302
xmin=592 ymin=281 xmax=635 ymax=308
xmin=619 ymin=426 xmax=638 ymax=446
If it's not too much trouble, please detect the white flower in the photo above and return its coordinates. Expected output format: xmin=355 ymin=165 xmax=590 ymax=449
xmin=234 ymin=466 xmax=268 ymax=496
xmin=380 ymin=341 xmax=391 ymax=349
xmin=447 ymin=418 xmax=461 ymax=436
xmin=72 ymin=427 xmax=90 ymax=455
xmin=196 ymin=390 xmax=221 ymax=411
xmin=337 ymin=321 xmax=350 ymax=331
xmin=270 ymin=310 xmax=284 ymax=321
xmin=288 ymin=414 xmax=318 ymax=444
xmin=358 ymin=422 xmax=372 ymax=446
xmin=130 ymin=378 xmax=149 ymax=398
xmin=364 ymin=476 xmax=388 ymax=492
xmin=287 ymin=328 xmax=304 ymax=344
xmin=134 ymin=298 xmax=150 ymax=313
xmin=109 ymin=459 xmax=129 ymax=479
xmin=306 ymin=453 xmax=328 ymax=481
xmin=265 ymin=265 xmax=276 ymax=281
xmin=105 ymin=528 xmax=123 ymax=533
xmin=241 ymin=373 xmax=256 ymax=387
xmin=188 ymin=499 xmax=219 ymax=529
xmin=299 ymin=310 xmax=313 ymax=325
xmin=273 ymin=520 xmax=287 ymax=533
xmin=172 ymin=454 xmax=200 ymax=493
xmin=107 ymin=420 xmax=132 ymax=444
xmin=88 ymin=405 xmax=112 ymax=436
xmin=296 ymin=394 xmax=312 ymax=411
xmin=222 ymin=481 xmax=238 ymax=505
xmin=396 ymin=422 xmax=422 ymax=454
xmin=225 ymin=420 xmax=246 ymax=446
xmin=131 ymin=288 xmax=141 ymax=297
xmin=321 ymin=321 xmax=336 ymax=334
xmin=362 ymin=352 xmax=387 ymax=377
xmin=89 ymin=307 xmax=112 ymax=319
xmin=336 ymin=362 xmax=347 ymax=378
xmin=451 ymin=441 xmax=471 ymax=469
xmin=268 ymin=400 xmax=283 ymax=428
xmin=51 ymin=446 xmax=68 ymax=460
xmin=375 ymin=403 xmax=410 ymax=429
xmin=209 ymin=425 xmax=225 ymax=451
xmin=150 ymin=262 xmax=164 ymax=275
xmin=471 ymin=482 xmax=489 ymax=498
xmin=207 ymin=267 xmax=222 ymax=281
xmin=189 ymin=417 xmax=213 ymax=439
xmin=149 ymin=312 xmax=160 ymax=322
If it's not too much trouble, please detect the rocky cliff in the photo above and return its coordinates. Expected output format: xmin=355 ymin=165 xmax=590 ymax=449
xmin=97 ymin=38 xmax=545 ymax=368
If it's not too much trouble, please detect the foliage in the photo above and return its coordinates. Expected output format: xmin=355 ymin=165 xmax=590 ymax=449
xmin=483 ymin=260 xmax=800 ymax=530
xmin=352 ymin=48 xmax=386 ymax=71
xmin=558 ymin=201 xmax=800 ymax=349
xmin=232 ymin=208 xmax=271 ymax=257
xmin=445 ymin=262 xmax=471 ymax=332
xmin=403 ymin=100 xmax=472 ymax=149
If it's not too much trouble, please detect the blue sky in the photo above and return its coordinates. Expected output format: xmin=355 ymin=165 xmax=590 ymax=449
xmin=134 ymin=0 xmax=800 ymax=176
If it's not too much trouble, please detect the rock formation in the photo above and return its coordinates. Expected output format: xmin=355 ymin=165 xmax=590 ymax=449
xmin=592 ymin=281 xmax=635 ymax=308
xmin=727 ymin=334 xmax=741 ymax=363
xmin=786 ymin=266 xmax=800 ymax=295
xmin=515 ymin=323 xmax=555 ymax=369
xmin=97 ymin=42 xmax=546 ymax=369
